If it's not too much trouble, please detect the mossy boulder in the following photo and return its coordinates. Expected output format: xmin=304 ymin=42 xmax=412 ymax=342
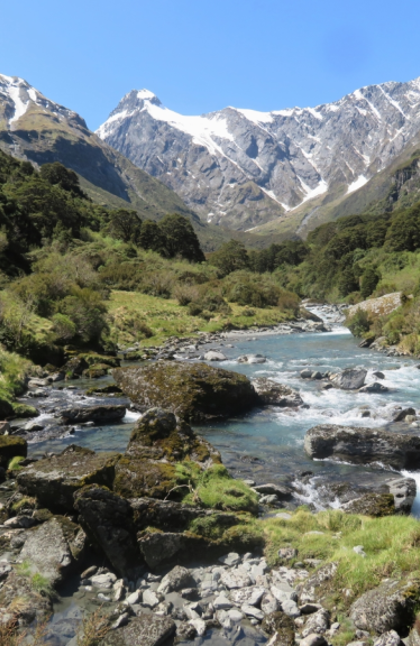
xmin=0 ymin=396 xmax=14 ymax=419
xmin=344 ymin=493 xmax=395 ymax=517
xmin=112 ymin=361 xmax=259 ymax=422
xmin=17 ymin=444 xmax=120 ymax=511
xmin=11 ymin=403 xmax=39 ymax=418
xmin=0 ymin=435 xmax=27 ymax=468
xmin=113 ymin=408 xmax=221 ymax=499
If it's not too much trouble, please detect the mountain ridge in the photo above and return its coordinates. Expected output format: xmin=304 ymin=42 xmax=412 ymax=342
xmin=97 ymin=77 xmax=420 ymax=233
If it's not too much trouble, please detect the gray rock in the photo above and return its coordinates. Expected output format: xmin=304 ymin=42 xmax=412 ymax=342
xmin=101 ymin=613 xmax=176 ymax=646
xmin=20 ymin=516 xmax=85 ymax=588
xmin=241 ymin=603 xmax=264 ymax=620
xmin=304 ymin=424 xmax=420 ymax=470
xmin=353 ymin=545 xmax=367 ymax=557
xmin=142 ymin=589 xmax=162 ymax=608
xmin=374 ymin=631 xmax=404 ymax=646
xmin=349 ymin=579 xmax=420 ymax=634
xmin=214 ymin=594 xmax=233 ymax=610
xmin=157 ymin=565 xmax=195 ymax=593
xmin=330 ymin=368 xmax=367 ymax=390
xmin=302 ymin=608 xmax=330 ymax=636
xmin=282 ymin=599 xmax=300 ymax=617
xmin=393 ymin=407 xmax=416 ymax=422
xmin=238 ymin=354 xmax=267 ymax=364
xmin=252 ymin=378 xmax=304 ymax=407
xmin=271 ymin=583 xmax=297 ymax=604
xmin=278 ymin=547 xmax=298 ymax=561
xmin=254 ymin=483 xmax=292 ymax=499
xmin=301 ymin=370 xmax=313 ymax=379
xmin=227 ymin=608 xmax=244 ymax=622
xmin=359 ymin=382 xmax=389 ymax=394
xmin=59 ymin=405 xmax=126 ymax=425
xmin=220 ymin=567 xmax=253 ymax=589
xmin=126 ymin=590 xmax=141 ymax=605
xmin=218 ymin=552 xmax=241 ymax=566
xmin=297 ymin=562 xmax=338 ymax=604
xmin=373 ymin=371 xmax=385 ymax=379
xmin=261 ymin=593 xmax=281 ymax=615
xmin=260 ymin=494 xmax=280 ymax=506
xmin=299 ymin=635 xmax=327 ymax=646
xmin=204 ymin=351 xmax=227 ymax=361
xmin=91 ymin=573 xmax=117 ymax=588
xmin=230 ymin=586 xmax=265 ymax=606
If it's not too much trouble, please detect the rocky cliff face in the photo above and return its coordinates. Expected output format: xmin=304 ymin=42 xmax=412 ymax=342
xmin=97 ymin=79 xmax=420 ymax=231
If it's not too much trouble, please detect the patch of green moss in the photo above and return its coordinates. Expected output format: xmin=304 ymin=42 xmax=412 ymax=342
xmin=11 ymin=403 xmax=39 ymax=418
xmin=113 ymin=457 xmax=176 ymax=499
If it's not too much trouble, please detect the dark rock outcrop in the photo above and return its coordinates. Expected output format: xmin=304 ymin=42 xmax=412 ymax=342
xmin=112 ymin=361 xmax=259 ymax=422
xmin=113 ymin=408 xmax=220 ymax=499
xmin=349 ymin=579 xmax=420 ymax=634
xmin=252 ymin=378 xmax=304 ymax=407
xmin=74 ymin=485 xmax=142 ymax=577
xmin=0 ymin=435 xmax=27 ymax=467
xmin=17 ymin=445 xmax=119 ymax=511
xmin=58 ymin=405 xmax=126 ymax=425
xmin=304 ymin=424 xmax=420 ymax=470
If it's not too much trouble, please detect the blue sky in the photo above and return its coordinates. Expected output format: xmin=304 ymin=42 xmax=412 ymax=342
xmin=2 ymin=0 xmax=420 ymax=130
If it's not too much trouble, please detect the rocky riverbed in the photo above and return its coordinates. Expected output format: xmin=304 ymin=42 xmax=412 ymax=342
xmin=2 ymin=304 xmax=420 ymax=644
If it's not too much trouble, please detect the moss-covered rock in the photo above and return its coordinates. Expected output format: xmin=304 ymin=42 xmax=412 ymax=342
xmin=0 ymin=435 xmax=27 ymax=468
xmin=0 ymin=571 xmax=53 ymax=626
xmin=11 ymin=403 xmax=39 ymax=418
xmin=0 ymin=397 xmax=14 ymax=419
xmin=344 ymin=493 xmax=395 ymax=517
xmin=112 ymin=361 xmax=259 ymax=422
xmin=17 ymin=444 xmax=120 ymax=511
xmin=113 ymin=408 xmax=220 ymax=499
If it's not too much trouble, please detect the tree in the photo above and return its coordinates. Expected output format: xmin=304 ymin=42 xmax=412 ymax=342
xmin=209 ymin=240 xmax=249 ymax=276
xmin=360 ymin=266 xmax=381 ymax=298
xmin=158 ymin=214 xmax=205 ymax=262
xmin=40 ymin=162 xmax=86 ymax=198
xmin=138 ymin=220 xmax=168 ymax=256
xmin=107 ymin=209 xmax=142 ymax=245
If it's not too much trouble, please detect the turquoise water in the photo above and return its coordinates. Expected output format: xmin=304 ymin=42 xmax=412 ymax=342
xmin=27 ymin=323 xmax=420 ymax=509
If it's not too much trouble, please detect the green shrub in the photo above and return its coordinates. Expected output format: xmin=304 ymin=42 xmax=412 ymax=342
xmin=347 ymin=309 xmax=371 ymax=337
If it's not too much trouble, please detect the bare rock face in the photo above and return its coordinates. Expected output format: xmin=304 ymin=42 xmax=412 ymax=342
xmin=304 ymin=424 xmax=420 ymax=470
xmin=112 ymin=361 xmax=259 ymax=422
xmin=252 ymin=378 xmax=304 ymax=407
xmin=349 ymin=579 xmax=420 ymax=634
xmin=97 ymin=80 xmax=420 ymax=232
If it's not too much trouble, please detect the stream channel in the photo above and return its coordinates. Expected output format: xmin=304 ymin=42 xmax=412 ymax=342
xmin=13 ymin=305 xmax=420 ymax=644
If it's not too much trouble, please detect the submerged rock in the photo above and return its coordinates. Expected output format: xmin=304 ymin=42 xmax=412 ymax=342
xmin=17 ymin=445 xmax=119 ymax=511
xmin=112 ymin=361 xmax=259 ymax=422
xmin=304 ymin=424 xmax=420 ymax=470
xmin=238 ymin=354 xmax=267 ymax=364
xmin=252 ymin=378 xmax=304 ymax=407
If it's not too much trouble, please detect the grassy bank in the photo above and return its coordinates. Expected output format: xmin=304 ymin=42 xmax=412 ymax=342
xmin=107 ymin=289 xmax=296 ymax=347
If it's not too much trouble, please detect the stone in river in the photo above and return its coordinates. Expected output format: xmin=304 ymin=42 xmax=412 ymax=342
xmin=204 ymin=350 xmax=227 ymax=361
xmin=237 ymin=354 xmax=267 ymax=364
xmin=58 ymin=404 xmax=126 ymax=425
xmin=252 ymin=378 xmax=304 ymax=407
xmin=392 ymin=407 xmax=416 ymax=422
xmin=330 ymin=368 xmax=367 ymax=390
xmin=304 ymin=424 xmax=420 ymax=470
xmin=112 ymin=361 xmax=259 ymax=422
xmin=359 ymin=382 xmax=389 ymax=393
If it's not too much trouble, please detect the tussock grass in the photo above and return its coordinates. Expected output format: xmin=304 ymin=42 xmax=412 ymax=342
xmin=263 ymin=508 xmax=420 ymax=606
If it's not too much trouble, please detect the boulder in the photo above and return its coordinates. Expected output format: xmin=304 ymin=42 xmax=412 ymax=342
xmin=349 ymin=579 xmax=420 ymax=634
xmin=254 ymin=483 xmax=293 ymax=500
xmin=73 ymin=485 xmax=142 ymax=578
xmin=387 ymin=477 xmax=416 ymax=514
xmin=251 ymin=378 xmax=304 ymax=407
xmin=238 ymin=354 xmax=267 ymax=364
xmin=304 ymin=424 xmax=420 ymax=470
xmin=393 ymin=407 xmax=416 ymax=422
xmin=129 ymin=497 xmax=240 ymax=534
xmin=374 ymin=632 xmax=403 ymax=646
xmin=58 ymin=405 xmax=126 ymax=425
xmin=0 ymin=435 xmax=27 ymax=468
xmin=359 ymin=382 xmax=389 ymax=394
xmin=100 ymin=614 xmax=176 ymax=646
xmin=157 ymin=565 xmax=195 ymax=593
xmin=111 ymin=361 xmax=259 ymax=422
xmin=137 ymin=530 xmax=212 ymax=570
xmin=343 ymin=493 xmax=395 ymax=517
xmin=17 ymin=445 xmax=119 ymax=511
xmin=330 ymin=368 xmax=367 ymax=390
xmin=19 ymin=516 xmax=86 ymax=587
xmin=113 ymin=408 xmax=220 ymax=499
xmin=204 ymin=350 xmax=227 ymax=361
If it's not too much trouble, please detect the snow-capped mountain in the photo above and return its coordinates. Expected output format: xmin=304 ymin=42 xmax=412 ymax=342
xmin=97 ymin=78 xmax=420 ymax=231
